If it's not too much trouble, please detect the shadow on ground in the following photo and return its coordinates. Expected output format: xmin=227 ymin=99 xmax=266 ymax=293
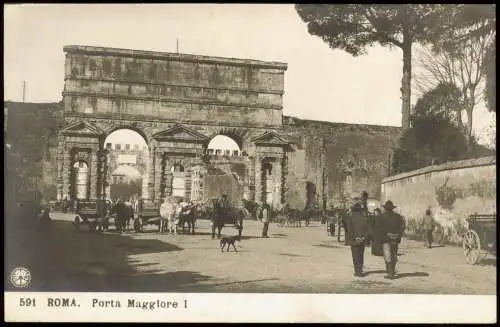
xmin=4 ymin=219 xmax=190 ymax=292
xmin=477 ymin=258 xmax=497 ymax=267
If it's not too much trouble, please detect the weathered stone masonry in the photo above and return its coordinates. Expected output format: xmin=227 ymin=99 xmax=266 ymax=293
xmin=58 ymin=45 xmax=290 ymax=206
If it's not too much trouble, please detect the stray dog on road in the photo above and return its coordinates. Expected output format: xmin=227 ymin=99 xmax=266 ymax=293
xmin=220 ymin=235 xmax=240 ymax=252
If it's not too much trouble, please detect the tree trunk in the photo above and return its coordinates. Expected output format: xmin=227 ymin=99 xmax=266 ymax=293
xmin=401 ymin=37 xmax=412 ymax=130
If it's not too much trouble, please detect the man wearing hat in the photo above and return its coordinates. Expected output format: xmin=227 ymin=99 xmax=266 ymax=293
xmin=345 ymin=202 xmax=369 ymax=277
xmin=379 ymin=200 xmax=406 ymax=279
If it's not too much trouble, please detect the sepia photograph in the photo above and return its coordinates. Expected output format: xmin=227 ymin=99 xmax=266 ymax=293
xmin=4 ymin=3 xmax=496 ymax=323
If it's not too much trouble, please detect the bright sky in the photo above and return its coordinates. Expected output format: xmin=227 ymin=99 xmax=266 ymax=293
xmin=4 ymin=4 xmax=494 ymax=145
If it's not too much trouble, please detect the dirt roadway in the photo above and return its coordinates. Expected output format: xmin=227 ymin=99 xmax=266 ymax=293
xmin=5 ymin=213 xmax=496 ymax=294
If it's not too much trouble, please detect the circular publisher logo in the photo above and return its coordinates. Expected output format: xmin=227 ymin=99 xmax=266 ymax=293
xmin=10 ymin=267 xmax=32 ymax=288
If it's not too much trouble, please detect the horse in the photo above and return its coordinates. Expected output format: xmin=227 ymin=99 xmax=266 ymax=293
xmin=211 ymin=199 xmax=245 ymax=239
xmin=177 ymin=204 xmax=198 ymax=235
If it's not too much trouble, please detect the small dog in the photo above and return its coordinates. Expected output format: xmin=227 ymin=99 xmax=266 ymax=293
xmin=220 ymin=235 xmax=240 ymax=252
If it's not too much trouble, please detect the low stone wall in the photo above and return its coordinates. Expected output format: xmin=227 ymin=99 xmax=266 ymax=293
xmin=380 ymin=156 xmax=496 ymax=244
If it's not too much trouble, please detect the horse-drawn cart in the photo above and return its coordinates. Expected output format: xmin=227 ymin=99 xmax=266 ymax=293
xmin=73 ymin=200 xmax=109 ymax=232
xmin=462 ymin=213 xmax=496 ymax=265
xmin=134 ymin=202 xmax=161 ymax=233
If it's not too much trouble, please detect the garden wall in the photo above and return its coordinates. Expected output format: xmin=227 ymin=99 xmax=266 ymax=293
xmin=380 ymin=156 xmax=496 ymax=244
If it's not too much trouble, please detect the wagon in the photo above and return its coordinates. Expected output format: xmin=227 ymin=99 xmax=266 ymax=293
xmin=462 ymin=213 xmax=496 ymax=265
xmin=134 ymin=202 xmax=161 ymax=233
xmin=73 ymin=200 xmax=109 ymax=232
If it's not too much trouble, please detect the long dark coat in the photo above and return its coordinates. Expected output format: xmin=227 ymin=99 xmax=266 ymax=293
xmin=369 ymin=216 xmax=384 ymax=256
xmin=345 ymin=211 xmax=369 ymax=246
xmin=373 ymin=211 xmax=405 ymax=245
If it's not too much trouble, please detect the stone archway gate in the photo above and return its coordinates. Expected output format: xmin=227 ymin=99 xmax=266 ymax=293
xmin=56 ymin=45 xmax=292 ymax=207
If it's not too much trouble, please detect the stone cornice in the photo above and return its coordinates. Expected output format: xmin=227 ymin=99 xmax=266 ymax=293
xmin=64 ymin=76 xmax=285 ymax=96
xmin=64 ymin=112 xmax=284 ymax=130
xmin=63 ymin=45 xmax=288 ymax=71
xmin=62 ymin=91 xmax=283 ymax=111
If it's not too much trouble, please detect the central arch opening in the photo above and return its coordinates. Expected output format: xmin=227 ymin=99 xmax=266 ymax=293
xmin=207 ymin=135 xmax=241 ymax=156
xmin=204 ymin=134 xmax=245 ymax=206
xmin=104 ymin=129 xmax=148 ymax=205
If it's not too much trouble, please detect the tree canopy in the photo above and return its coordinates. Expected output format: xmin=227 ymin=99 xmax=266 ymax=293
xmin=295 ymin=4 xmax=444 ymax=130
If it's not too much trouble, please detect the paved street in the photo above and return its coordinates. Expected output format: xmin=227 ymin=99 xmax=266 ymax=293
xmin=6 ymin=212 xmax=496 ymax=294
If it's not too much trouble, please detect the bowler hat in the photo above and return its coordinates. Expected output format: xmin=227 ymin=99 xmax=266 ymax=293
xmin=382 ymin=200 xmax=396 ymax=210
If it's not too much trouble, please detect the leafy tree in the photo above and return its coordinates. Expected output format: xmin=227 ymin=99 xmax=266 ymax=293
xmin=392 ymin=113 xmax=469 ymax=174
xmin=295 ymin=4 xmax=441 ymax=130
xmin=483 ymin=43 xmax=496 ymax=111
xmin=392 ymin=84 xmax=470 ymax=174
xmin=413 ymin=82 xmax=463 ymax=123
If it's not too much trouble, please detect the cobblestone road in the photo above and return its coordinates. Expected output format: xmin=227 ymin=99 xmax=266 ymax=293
xmin=6 ymin=213 xmax=496 ymax=294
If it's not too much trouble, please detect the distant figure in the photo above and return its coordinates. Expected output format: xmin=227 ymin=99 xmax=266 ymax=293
xmin=370 ymin=208 xmax=384 ymax=257
xmin=38 ymin=207 xmax=52 ymax=232
xmin=377 ymin=201 xmax=405 ymax=279
xmin=345 ymin=202 xmax=369 ymax=277
xmin=261 ymin=203 xmax=270 ymax=238
xmin=114 ymin=199 xmax=127 ymax=233
xmin=160 ymin=196 xmax=177 ymax=234
xmin=361 ymin=191 xmax=369 ymax=217
xmin=422 ymin=208 xmax=436 ymax=249
xmin=62 ymin=197 xmax=69 ymax=213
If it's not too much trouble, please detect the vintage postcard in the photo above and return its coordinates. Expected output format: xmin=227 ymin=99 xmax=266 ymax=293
xmin=4 ymin=4 xmax=496 ymax=323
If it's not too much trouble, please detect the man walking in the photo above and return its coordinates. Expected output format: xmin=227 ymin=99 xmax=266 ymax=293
xmin=378 ymin=200 xmax=405 ymax=279
xmin=261 ymin=203 xmax=270 ymax=238
xmin=345 ymin=202 xmax=369 ymax=277
xmin=422 ymin=208 xmax=436 ymax=248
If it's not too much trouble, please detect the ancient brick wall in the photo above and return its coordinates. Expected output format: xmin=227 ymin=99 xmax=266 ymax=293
xmin=380 ymin=156 xmax=496 ymax=243
xmin=282 ymin=116 xmax=401 ymax=210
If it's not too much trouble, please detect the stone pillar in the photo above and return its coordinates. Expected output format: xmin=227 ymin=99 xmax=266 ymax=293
xmin=90 ymin=150 xmax=98 ymax=199
xmin=141 ymin=151 xmax=150 ymax=201
xmin=146 ymin=145 xmax=156 ymax=202
xmin=154 ymin=149 xmax=162 ymax=204
xmin=281 ymin=154 xmax=288 ymax=205
xmin=254 ymin=155 xmax=262 ymax=204
xmin=62 ymin=146 xmax=72 ymax=200
xmin=56 ymin=136 xmax=65 ymax=201
xmin=272 ymin=157 xmax=282 ymax=209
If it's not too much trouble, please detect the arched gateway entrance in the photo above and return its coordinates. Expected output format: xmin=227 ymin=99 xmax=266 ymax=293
xmin=56 ymin=45 xmax=291 ymax=208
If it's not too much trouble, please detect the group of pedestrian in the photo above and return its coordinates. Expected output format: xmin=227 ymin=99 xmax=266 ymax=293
xmin=345 ymin=199 xmax=405 ymax=279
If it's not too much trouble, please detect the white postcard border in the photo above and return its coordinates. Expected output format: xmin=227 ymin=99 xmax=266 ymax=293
xmin=4 ymin=292 xmax=497 ymax=323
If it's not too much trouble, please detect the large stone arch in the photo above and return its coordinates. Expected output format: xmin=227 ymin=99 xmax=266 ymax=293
xmin=57 ymin=45 xmax=291 ymax=205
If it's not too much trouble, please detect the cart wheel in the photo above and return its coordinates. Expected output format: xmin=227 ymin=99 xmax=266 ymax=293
xmin=463 ymin=230 xmax=481 ymax=265
xmin=74 ymin=217 xmax=80 ymax=231
xmin=277 ymin=219 xmax=285 ymax=228
xmin=133 ymin=218 xmax=141 ymax=233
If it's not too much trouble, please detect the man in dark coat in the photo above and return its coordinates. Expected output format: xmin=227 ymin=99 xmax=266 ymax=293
xmin=114 ymin=199 xmax=126 ymax=233
xmin=345 ymin=202 xmax=369 ymax=277
xmin=378 ymin=200 xmax=406 ymax=279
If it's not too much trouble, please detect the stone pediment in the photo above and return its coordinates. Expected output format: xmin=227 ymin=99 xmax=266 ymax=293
xmin=251 ymin=131 xmax=289 ymax=146
xmin=61 ymin=121 xmax=103 ymax=136
xmin=153 ymin=125 xmax=209 ymax=143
